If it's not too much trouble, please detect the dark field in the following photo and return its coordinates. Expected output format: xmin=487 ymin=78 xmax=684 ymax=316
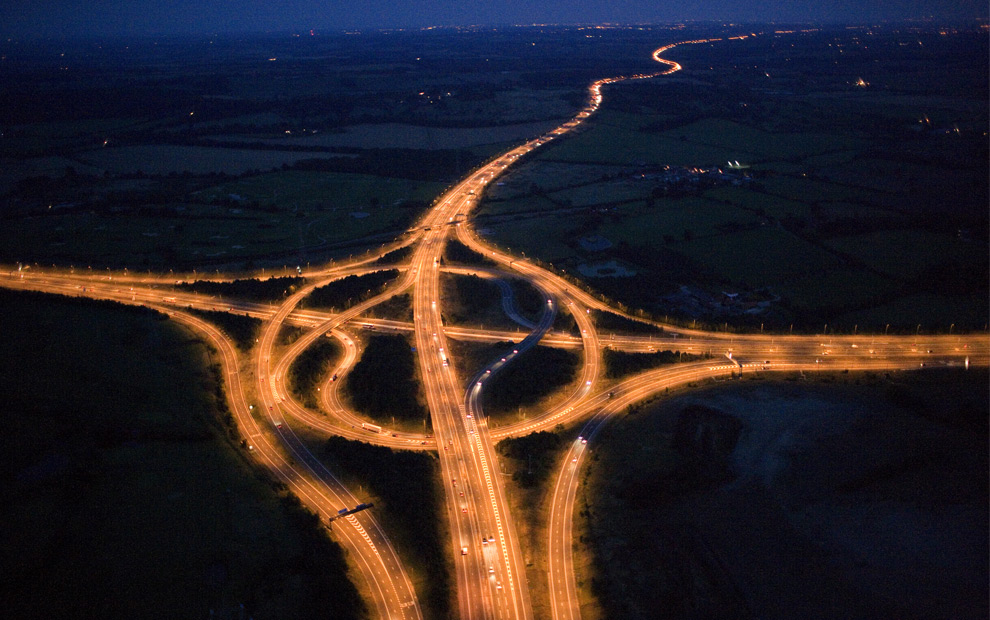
xmin=0 ymin=26 xmax=684 ymax=270
xmin=583 ymin=370 xmax=989 ymax=620
xmin=0 ymin=288 xmax=365 ymax=620
xmin=478 ymin=26 xmax=989 ymax=332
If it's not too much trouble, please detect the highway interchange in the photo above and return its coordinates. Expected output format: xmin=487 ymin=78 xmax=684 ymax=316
xmin=4 ymin=35 xmax=988 ymax=620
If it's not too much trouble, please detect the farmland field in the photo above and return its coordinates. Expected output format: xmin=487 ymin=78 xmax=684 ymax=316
xmin=0 ymin=289 xmax=365 ymax=620
xmin=549 ymin=180 xmax=654 ymax=207
xmin=75 ymin=145 xmax=352 ymax=176
xmin=478 ymin=193 xmax=568 ymax=217
xmin=598 ymin=198 xmax=763 ymax=242
xmin=833 ymin=294 xmax=990 ymax=332
xmin=482 ymin=214 xmax=584 ymax=264
xmin=542 ymin=123 xmax=753 ymax=166
xmin=584 ymin=372 xmax=989 ymax=620
xmin=477 ymin=28 xmax=988 ymax=331
xmin=826 ymin=230 xmax=982 ymax=280
xmin=658 ymin=118 xmax=863 ymax=161
xmin=677 ymin=227 xmax=840 ymax=288
xmin=219 ymin=119 xmax=562 ymax=151
xmin=198 ymin=171 xmax=443 ymax=212
xmin=1 ymin=172 xmax=443 ymax=268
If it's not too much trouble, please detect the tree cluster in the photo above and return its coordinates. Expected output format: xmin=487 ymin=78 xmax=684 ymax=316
xmin=288 ymin=338 xmax=339 ymax=408
xmin=508 ymin=279 xmax=545 ymax=322
xmin=274 ymin=493 xmax=369 ymax=620
xmin=364 ymin=293 xmax=413 ymax=322
xmin=592 ymin=310 xmax=663 ymax=335
xmin=447 ymin=274 xmax=500 ymax=323
xmin=176 ymin=276 xmax=304 ymax=302
xmin=322 ymin=436 xmax=449 ymax=619
xmin=187 ymin=308 xmax=261 ymax=351
xmin=343 ymin=335 xmax=426 ymax=421
xmin=304 ymin=270 xmax=398 ymax=310
xmin=374 ymin=245 xmax=413 ymax=265
xmin=552 ymin=310 xmax=580 ymax=336
xmin=483 ymin=346 xmax=579 ymax=414
xmin=443 ymin=238 xmax=497 ymax=267
xmin=496 ymin=431 xmax=565 ymax=488
xmin=602 ymin=348 xmax=709 ymax=380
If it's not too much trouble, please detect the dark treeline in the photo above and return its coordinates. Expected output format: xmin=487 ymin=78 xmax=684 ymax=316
xmin=0 ymin=286 xmax=366 ymax=620
xmin=364 ymin=293 xmax=413 ymax=322
xmin=374 ymin=245 xmax=413 ymax=265
xmin=176 ymin=276 xmax=305 ymax=302
xmin=288 ymin=338 xmax=339 ymax=409
xmin=0 ymin=286 xmax=168 ymax=320
xmin=443 ymin=238 xmax=497 ymax=267
xmin=483 ymin=346 xmax=579 ymax=415
xmin=593 ymin=310 xmax=663 ymax=335
xmin=447 ymin=274 xmax=500 ymax=324
xmin=304 ymin=270 xmax=398 ymax=310
xmin=344 ymin=335 xmax=426 ymax=422
xmin=274 ymin=327 xmax=304 ymax=351
xmin=509 ymin=278 xmax=545 ymax=322
xmin=186 ymin=308 xmax=261 ymax=351
xmin=273 ymin=493 xmax=369 ymax=620
xmin=496 ymin=431 xmax=565 ymax=488
xmin=553 ymin=310 xmax=580 ymax=336
xmin=602 ymin=348 xmax=710 ymax=380
xmin=322 ymin=436 xmax=449 ymax=619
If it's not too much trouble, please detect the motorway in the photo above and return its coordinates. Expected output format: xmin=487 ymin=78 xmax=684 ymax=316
xmin=3 ymin=33 xmax=989 ymax=620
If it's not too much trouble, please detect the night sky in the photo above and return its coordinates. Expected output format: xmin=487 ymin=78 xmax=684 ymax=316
xmin=2 ymin=0 xmax=987 ymax=38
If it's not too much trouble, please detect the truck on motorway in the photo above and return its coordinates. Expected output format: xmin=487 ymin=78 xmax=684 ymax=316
xmin=439 ymin=348 xmax=449 ymax=367
xmin=361 ymin=422 xmax=382 ymax=434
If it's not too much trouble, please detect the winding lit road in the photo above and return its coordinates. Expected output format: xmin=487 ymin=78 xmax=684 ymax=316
xmin=2 ymin=33 xmax=988 ymax=620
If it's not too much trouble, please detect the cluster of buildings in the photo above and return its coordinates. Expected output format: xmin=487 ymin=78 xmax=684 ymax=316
xmin=662 ymin=284 xmax=778 ymax=319
xmin=632 ymin=164 xmax=752 ymax=193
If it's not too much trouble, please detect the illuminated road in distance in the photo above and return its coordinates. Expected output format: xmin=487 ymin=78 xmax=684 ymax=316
xmin=3 ymin=32 xmax=988 ymax=620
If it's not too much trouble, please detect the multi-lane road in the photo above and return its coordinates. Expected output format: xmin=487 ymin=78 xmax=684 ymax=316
xmin=3 ymin=33 xmax=988 ymax=620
